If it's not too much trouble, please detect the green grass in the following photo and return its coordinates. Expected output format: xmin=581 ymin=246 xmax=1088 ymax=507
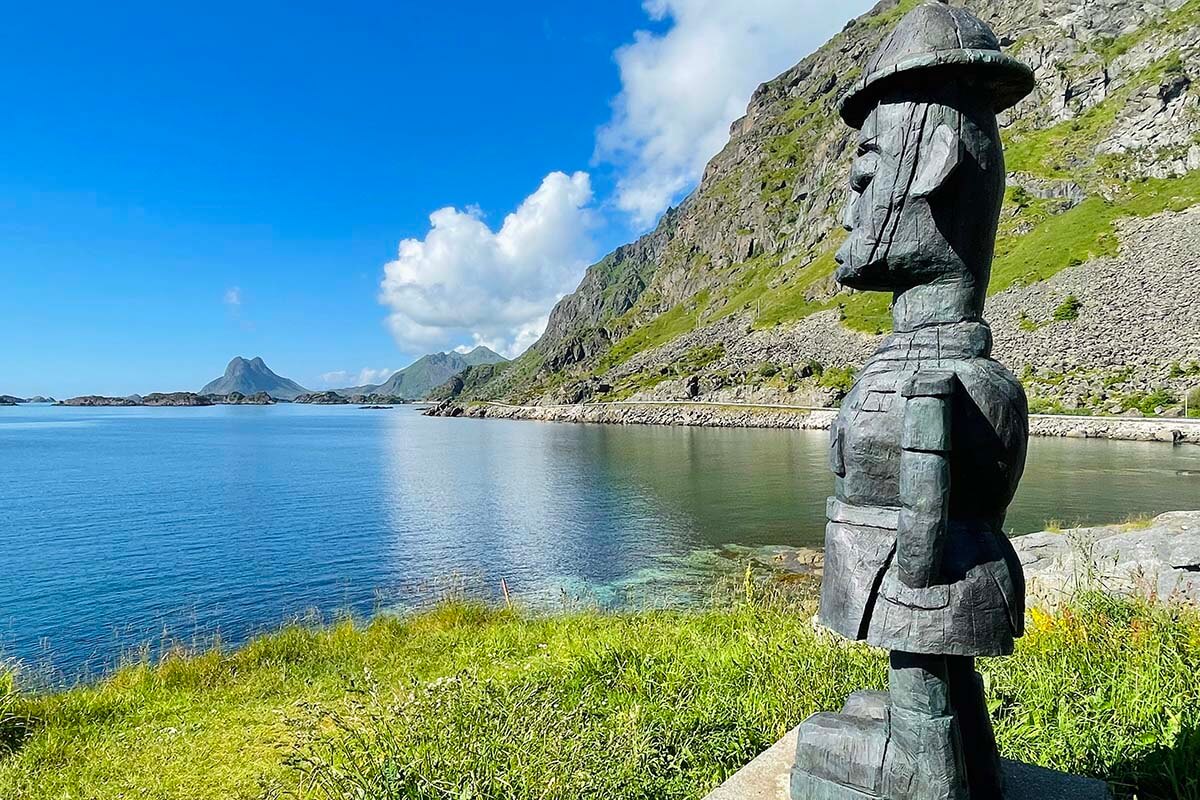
xmin=1 ymin=591 xmax=1198 ymax=800
xmin=598 ymin=291 xmax=711 ymax=370
xmin=859 ymin=0 xmax=922 ymax=29
xmin=991 ymin=170 xmax=1200 ymax=293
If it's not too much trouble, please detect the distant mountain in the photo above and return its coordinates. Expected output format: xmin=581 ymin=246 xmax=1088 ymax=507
xmin=335 ymin=346 xmax=507 ymax=400
xmin=199 ymin=357 xmax=309 ymax=401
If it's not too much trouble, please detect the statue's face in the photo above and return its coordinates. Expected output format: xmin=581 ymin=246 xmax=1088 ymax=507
xmin=834 ymin=102 xmax=952 ymax=292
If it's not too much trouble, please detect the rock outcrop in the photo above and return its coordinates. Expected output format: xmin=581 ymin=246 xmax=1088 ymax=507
xmin=755 ymin=511 xmax=1200 ymax=608
xmin=205 ymin=391 xmax=275 ymax=405
xmin=142 ymin=393 xmax=213 ymax=407
xmin=58 ymin=392 xmax=277 ymax=407
xmin=57 ymin=396 xmax=141 ymax=407
xmin=295 ymin=391 xmax=408 ymax=405
xmin=1013 ymin=511 xmax=1200 ymax=607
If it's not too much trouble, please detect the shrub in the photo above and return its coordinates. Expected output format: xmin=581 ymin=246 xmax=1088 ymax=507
xmin=818 ymin=366 xmax=857 ymax=394
xmin=1053 ymin=295 xmax=1084 ymax=322
xmin=757 ymin=362 xmax=780 ymax=379
xmin=1124 ymin=388 xmax=1179 ymax=415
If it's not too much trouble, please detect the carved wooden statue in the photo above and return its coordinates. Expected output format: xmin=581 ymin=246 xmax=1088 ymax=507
xmin=792 ymin=2 xmax=1035 ymax=798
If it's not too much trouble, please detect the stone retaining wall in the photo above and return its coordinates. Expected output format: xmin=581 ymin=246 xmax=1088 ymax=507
xmin=433 ymin=401 xmax=1200 ymax=444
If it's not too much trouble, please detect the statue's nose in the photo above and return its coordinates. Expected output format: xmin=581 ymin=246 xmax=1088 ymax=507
xmin=841 ymin=195 xmax=856 ymax=232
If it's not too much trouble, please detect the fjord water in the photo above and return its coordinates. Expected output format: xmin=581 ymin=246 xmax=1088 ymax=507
xmin=2 ymin=404 xmax=1198 ymax=681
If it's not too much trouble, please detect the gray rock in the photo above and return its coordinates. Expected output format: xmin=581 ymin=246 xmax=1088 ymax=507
xmin=1013 ymin=511 xmax=1200 ymax=606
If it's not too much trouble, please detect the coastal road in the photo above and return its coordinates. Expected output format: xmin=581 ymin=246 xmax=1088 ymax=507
xmin=481 ymin=399 xmax=1200 ymax=429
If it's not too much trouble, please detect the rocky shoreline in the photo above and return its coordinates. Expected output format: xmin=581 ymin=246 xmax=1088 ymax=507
xmin=426 ymin=401 xmax=1200 ymax=444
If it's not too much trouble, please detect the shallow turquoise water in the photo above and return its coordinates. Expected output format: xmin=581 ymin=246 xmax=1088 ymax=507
xmin=1 ymin=403 xmax=1198 ymax=680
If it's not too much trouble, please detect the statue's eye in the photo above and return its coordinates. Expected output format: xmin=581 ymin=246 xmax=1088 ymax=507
xmin=850 ymin=155 xmax=877 ymax=193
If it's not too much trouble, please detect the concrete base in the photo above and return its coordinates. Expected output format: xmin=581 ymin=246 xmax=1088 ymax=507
xmin=703 ymin=726 xmax=1110 ymax=800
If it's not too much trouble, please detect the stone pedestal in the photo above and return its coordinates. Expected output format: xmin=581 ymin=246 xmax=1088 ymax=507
xmin=702 ymin=726 xmax=1110 ymax=800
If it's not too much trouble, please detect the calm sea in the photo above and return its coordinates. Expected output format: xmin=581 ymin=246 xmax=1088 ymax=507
xmin=2 ymin=403 xmax=1198 ymax=681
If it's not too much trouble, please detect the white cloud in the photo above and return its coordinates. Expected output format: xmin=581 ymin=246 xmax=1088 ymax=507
xmin=319 ymin=368 xmax=395 ymax=389
xmin=223 ymin=287 xmax=242 ymax=306
xmin=597 ymin=0 xmax=872 ymax=228
xmin=379 ymin=171 xmax=596 ymax=358
xmin=320 ymin=370 xmax=351 ymax=386
xmin=354 ymin=367 xmax=394 ymax=386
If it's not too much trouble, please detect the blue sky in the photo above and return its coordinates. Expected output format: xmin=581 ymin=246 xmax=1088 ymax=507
xmin=1 ymin=1 xmax=871 ymax=398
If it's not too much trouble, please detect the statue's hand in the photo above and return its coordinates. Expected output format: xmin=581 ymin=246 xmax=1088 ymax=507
xmin=897 ymin=506 xmax=944 ymax=589
xmin=897 ymin=372 xmax=955 ymax=590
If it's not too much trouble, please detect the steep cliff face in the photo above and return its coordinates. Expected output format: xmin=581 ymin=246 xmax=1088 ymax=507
xmin=477 ymin=0 xmax=1200 ymax=417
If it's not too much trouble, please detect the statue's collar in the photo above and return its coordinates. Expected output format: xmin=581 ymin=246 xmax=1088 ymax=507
xmin=872 ymin=321 xmax=993 ymax=362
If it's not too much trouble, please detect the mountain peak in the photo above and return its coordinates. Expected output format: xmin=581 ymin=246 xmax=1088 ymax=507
xmin=202 ymin=357 xmax=309 ymax=400
xmin=459 ymin=346 xmax=507 ymax=367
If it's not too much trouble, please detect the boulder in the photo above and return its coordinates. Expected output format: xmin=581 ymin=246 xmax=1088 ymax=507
xmin=1013 ymin=511 xmax=1200 ymax=607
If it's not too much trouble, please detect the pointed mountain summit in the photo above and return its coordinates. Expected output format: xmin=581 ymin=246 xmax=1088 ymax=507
xmin=458 ymin=345 xmax=506 ymax=367
xmin=200 ymin=357 xmax=310 ymax=400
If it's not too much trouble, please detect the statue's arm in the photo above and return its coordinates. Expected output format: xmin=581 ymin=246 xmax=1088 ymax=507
xmin=897 ymin=372 xmax=955 ymax=590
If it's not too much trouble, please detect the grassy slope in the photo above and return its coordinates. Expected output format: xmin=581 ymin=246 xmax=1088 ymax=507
xmin=1 ymin=593 xmax=1198 ymax=800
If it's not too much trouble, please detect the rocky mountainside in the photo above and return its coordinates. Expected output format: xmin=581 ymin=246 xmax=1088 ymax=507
xmin=200 ymin=357 xmax=309 ymax=401
xmin=427 ymin=361 xmax=512 ymax=402
xmin=336 ymin=346 xmax=508 ymax=401
xmin=464 ymin=0 xmax=1200 ymax=419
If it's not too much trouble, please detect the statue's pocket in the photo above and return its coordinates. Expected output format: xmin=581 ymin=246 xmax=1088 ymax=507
xmin=880 ymin=571 xmax=950 ymax=610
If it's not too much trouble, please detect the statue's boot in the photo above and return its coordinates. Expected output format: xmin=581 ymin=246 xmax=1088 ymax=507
xmin=882 ymin=652 xmax=969 ymax=800
xmin=947 ymin=657 xmax=1004 ymax=799
xmin=791 ymin=653 xmax=970 ymax=800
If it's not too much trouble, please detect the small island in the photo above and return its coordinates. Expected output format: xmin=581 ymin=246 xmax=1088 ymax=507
xmin=56 ymin=391 xmax=277 ymax=407
xmin=295 ymin=391 xmax=409 ymax=406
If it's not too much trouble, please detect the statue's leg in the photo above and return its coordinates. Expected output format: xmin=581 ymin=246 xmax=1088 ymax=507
xmin=885 ymin=651 xmax=968 ymax=800
xmin=947 ymin=656 xmax=1003 ymax=799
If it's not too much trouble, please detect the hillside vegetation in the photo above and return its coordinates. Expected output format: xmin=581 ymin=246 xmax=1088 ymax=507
xmin=465 ymin=0 xmax=1200 ymax=417
xmin=0 ymin=591 xmax=1196 ymax=799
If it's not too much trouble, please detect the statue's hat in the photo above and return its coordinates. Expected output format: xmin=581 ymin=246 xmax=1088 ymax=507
xmin=839 ymin=0 xmax=1035 ymax=129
